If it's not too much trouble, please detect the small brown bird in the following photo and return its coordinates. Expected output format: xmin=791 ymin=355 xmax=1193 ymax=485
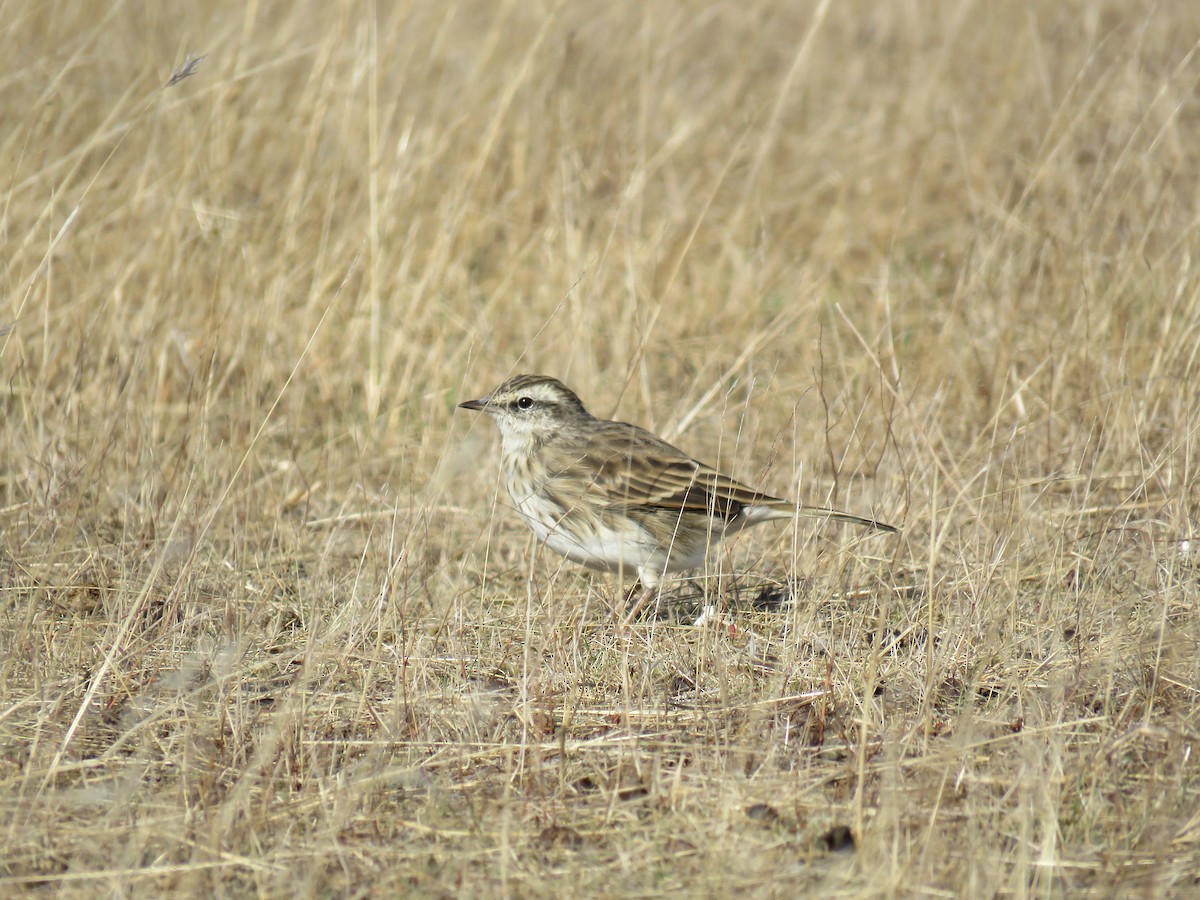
xmin=459 ymin=374 xmax=897 ymax=617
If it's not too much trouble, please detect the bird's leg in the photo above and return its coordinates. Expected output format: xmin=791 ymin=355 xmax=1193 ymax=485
xmin=619 ymin=579 xmax=642 ymax=606
xmin=619 ymin=580 xmax=658 ymax=627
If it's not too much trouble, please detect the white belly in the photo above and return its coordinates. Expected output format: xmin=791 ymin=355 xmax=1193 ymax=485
xmin=510 ymin=487 xmax=717 ymax=586
xmin=513 ymin=491 xmax=645 ymax=571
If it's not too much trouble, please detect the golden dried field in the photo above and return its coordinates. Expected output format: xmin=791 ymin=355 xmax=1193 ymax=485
xmin=3 ymin=1 xmax=1199 ymax=895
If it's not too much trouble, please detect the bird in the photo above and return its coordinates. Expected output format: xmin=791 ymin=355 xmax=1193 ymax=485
xmin=458 ymin=374 xmax=897 ymax=620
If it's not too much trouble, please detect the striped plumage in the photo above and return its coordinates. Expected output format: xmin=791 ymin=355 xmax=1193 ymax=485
xmin=459 ymin=374 xmax=897 ymax=604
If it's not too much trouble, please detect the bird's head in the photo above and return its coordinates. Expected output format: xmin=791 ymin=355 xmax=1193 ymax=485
xmin=458 ymin=374 xmax=591 ymax=450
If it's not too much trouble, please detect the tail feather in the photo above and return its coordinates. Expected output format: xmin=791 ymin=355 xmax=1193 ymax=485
xmin=795 ymin=505 xmax=898 ymax=534
xmin=746 ymin=499 xmax=898 ymax=534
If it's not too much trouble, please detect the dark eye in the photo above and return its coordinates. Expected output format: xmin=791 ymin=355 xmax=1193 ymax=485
xmin=516 ymin=396 xmax=534 ymax=410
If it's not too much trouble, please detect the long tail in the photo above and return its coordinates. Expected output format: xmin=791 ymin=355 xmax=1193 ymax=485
xmin=795 ymin=505 xmax=898 ymax=534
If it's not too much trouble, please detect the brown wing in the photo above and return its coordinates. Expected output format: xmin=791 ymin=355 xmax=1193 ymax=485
xmin=580 ymin=422 xmax=785 ymax=521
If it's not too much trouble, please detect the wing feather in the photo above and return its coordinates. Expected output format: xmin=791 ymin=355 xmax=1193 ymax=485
xmin=578 ymin=423 xmax=786 ymax=521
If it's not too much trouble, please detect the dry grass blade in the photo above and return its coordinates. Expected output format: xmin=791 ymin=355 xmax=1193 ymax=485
xmin=166 ymin=54 xmax=206 ymax=87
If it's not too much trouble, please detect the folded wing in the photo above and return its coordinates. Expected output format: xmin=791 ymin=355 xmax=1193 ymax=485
xmin=581 ymin=425 xmax=787 ymax=521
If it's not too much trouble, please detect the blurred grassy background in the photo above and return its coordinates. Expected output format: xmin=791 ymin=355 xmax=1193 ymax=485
xmin=2 ymin=0 xmax=1199 ymax=895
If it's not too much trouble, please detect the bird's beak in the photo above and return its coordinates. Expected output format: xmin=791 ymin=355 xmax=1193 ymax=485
xmin=457 ymin=397 xmax=488 ymax=412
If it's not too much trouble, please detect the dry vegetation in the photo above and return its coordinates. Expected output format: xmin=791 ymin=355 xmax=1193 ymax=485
xmin=3 ymin=0 xmax=1200 ymax=895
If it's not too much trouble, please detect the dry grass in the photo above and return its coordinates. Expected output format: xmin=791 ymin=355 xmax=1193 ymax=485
xmin=3 ymin=0 xmax=1200 ymax=895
